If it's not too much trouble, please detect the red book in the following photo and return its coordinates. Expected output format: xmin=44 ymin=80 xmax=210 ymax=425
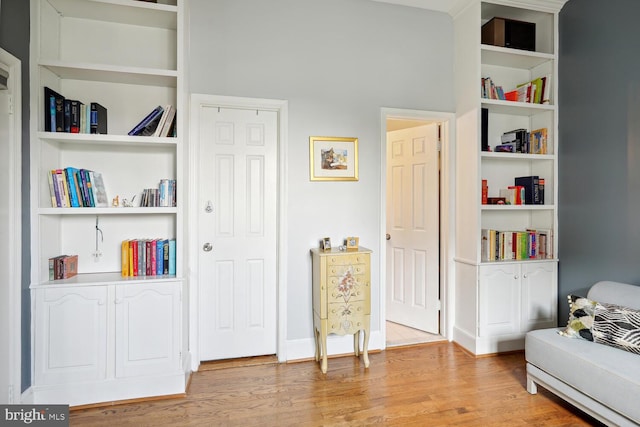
xmin=131 ymin=239 xmax=138 ymax=276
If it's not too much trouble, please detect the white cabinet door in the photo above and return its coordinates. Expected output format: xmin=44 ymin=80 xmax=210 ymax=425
xmin=35 ymin=286 xmax=108 ymax=385
xmin=479 ymin=264 xmax=520 ymax=337
xmin=521 ymin=261 xmax=557 ymax=331
xmin=115 ymin=281 xmax=181 ymax=378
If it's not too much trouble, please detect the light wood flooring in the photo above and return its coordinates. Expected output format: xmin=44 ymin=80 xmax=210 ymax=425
xmin=386 ymin=321 xmax=446 ymax=347
xmin=69 ymin=342 xmax=603 ymax=426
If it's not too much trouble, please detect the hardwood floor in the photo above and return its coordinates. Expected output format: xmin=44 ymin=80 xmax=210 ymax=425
xmin=70 ymin=342 xmax=602 ymax=426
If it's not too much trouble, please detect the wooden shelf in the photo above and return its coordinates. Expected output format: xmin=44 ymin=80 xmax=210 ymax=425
xmin=40 ymin=60 xmax=177 ymax=87
xmin=46 ymin=0 xmax=177 ymax=29
xmin=481 ymin=45 xmax=554 ymax=69
xmin=481 ymin=98 xmax=555 ymax=116
xmin=38 ymin=131 xmax=178 ymax=147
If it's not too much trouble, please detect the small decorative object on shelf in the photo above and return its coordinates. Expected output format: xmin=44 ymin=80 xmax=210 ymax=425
xmin=320 ymin=237 xmax=331 ymax=252
xmin=345 ymin=236 xmax=359 ymax=251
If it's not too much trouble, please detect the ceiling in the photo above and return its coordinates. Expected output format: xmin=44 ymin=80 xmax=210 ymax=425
xmin=368 ymin=0 xmax=472 ymax=16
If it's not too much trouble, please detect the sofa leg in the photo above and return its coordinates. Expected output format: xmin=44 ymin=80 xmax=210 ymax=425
xmin=526 ymin=375 xmax=538 ymax=394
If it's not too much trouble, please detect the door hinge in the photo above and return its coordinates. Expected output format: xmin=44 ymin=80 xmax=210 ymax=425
xmin=436 ymin=140 xmax=442 ymax=152
xmin=436 ymin=299 xmax=442 ymax=310
xmin=7 ymin=94 xmax=13 ymax=115
xmin=8 ymin=384 xmax=14 ymax=403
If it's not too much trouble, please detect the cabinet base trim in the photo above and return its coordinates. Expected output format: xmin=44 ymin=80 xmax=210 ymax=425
xmin=29 ymin=372 xmax=185 ymax=407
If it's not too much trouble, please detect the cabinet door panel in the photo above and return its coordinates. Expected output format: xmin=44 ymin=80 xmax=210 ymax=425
xmin=115 ymin=282 xmax=180 ymax=378
xmin=35 ymin=286 xmax=108 ymax=384
xmin=479 ymin=264 xmax=520 ymax=336
xmin=521 ymin=262 xmax=557 ymax=331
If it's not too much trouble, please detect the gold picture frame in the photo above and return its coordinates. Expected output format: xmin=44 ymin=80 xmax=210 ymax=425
xmin=309 ymin=136 xmax=359 ymax=181
xmin=345 ymin=236 xmax=359 ymax=251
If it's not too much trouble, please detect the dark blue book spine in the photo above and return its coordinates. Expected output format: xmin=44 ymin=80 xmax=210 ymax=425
xmin=128 ymin=106 xmax=163 ymax=136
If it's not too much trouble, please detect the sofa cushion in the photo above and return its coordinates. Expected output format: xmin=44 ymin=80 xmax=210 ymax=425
xmin=592 ymin=302 xmax=640 ymax=355
xmin=558 ymin=294 xmax=596 ymax=341
xmin=526 ymin=328 xmax=640 ymax=423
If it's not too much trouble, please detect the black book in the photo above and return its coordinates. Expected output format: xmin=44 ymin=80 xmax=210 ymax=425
xmin=63 ymin=99 xmax=72 ymax=132
xmin=90 ymin=102 xmax=108 ymax=134
xmin=69 ymin=100 xmax=83 ymax=133
xmin=481 ymin=108 xmax=488 ymax=151
xmin=43 ymin=87 xmax=64 ymax=132
xmin=514 ymin=175 xmax=540 ymax=205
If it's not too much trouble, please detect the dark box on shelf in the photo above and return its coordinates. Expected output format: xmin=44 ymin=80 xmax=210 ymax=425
xmin=482 ymin=17 xmax=535 ymax=51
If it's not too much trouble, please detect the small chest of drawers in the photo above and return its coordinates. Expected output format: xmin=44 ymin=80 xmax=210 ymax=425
xmin=311 ymin=247 xmax=371 ymax=373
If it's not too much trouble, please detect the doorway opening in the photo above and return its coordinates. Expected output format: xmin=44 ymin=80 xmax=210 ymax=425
xmin=381 ymin=109 xmax=454 ymax=348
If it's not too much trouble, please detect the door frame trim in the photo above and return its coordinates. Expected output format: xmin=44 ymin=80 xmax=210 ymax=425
xmin=188 ymin=94 xmax=289 ymax=369
xmin=379 ymin=108 xmax=456 ymax=346
xmin=0 ymin=47 xmax=22 ymax=403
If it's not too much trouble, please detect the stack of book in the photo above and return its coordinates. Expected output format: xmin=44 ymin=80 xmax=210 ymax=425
xmin=480 ymin=75 xmax=551 ymax=104
xmin=48 ymin=255 xmax=78 ymax=281
xmin=140 ymin=179 xmax=177 ymax=207
xmin=481 ymin=229 xmax=553 ymax=262
xmin=47 ymin=168 xmax=108 ymax=208
xmin=128 ymin=105 xmax=176 ymax=137
xmin=44 ymin=87 xmax=107 ymax=134
xmin=495 ymin=127 xmax=548 ymax=154
xmin=498 ymin=175 xmax=545 ymax=205
xmin=121 ymin=238 xmax=176 ymax=277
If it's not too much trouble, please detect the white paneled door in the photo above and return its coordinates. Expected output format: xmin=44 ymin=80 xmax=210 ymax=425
xmin=386 ymin=124 xmax=440 ymax=333
xmin=198 ymin=106 xmax=278 ymax=360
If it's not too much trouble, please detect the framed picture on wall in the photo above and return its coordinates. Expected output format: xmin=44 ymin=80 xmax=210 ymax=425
xmin=309 ymin=136 xmax=359 ymax=181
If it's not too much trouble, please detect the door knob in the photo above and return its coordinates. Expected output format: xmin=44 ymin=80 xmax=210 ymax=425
xmin=386 ymin=233 xmax=391 ymax=241
xmin=203 ymin=242 xmax=213 ymax=252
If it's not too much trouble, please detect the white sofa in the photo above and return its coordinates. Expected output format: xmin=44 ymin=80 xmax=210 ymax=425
xmin=525 ymin=281 xmax=640 ymax=427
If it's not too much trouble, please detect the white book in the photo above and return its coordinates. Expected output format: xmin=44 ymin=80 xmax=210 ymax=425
xmin=153 ymin=105 xmax=173 ymax=137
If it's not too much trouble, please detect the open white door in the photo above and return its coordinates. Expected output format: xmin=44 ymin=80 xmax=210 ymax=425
xmin=386 ymin=124 xmax=440 ymax=333
xmin=197 ymin=104 xmax=278 ymax=361
xmin=0 ymin=48 xmax=21 ymax=403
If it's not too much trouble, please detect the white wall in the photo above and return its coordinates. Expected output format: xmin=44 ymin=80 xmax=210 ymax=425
xmin=189 ymin=0 xmax=454 ymax=346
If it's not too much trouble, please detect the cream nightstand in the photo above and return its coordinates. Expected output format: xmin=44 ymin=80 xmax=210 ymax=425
xmin=311 ymin=247 xmax=371 ymax=373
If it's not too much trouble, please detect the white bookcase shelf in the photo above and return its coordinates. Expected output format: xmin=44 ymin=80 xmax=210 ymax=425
xmin=29 ymin=0 xmax=187 ymax=406
xmin=453 ymin=0 xmax=566 ymax=356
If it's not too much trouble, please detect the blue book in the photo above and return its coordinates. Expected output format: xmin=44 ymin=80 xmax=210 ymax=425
xmin=64 ymin=167 xmax=81 ymax=207
xmin=168 ymin=239 xmax=176 ymax=275
xmin=156 ymin=239 xmax=164 ymax=276
xmin=128 ymin=105 xmax=163 ymax=136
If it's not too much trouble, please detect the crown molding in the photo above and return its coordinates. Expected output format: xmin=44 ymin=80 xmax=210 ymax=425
xmin=369 ymin=0 xmax=568 ymax=16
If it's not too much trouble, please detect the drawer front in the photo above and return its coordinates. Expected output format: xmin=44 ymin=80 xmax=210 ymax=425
xmin=327 ymin=300 xmax=368 ymax=335
xmin=326 ymin=253 xmax=369 ymax=266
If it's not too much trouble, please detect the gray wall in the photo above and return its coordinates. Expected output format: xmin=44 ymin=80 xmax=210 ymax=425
xmin=189 ymin=0 xmax=454 ymax=342
xmin=558 ymin=0 xmax=640 ymax=323
xmin=0 ymin=0 xmax=30 ymax=391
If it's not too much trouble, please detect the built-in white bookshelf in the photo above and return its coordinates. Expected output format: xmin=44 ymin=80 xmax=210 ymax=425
xmin=453 ymin=0 xmax=567 ymax=355
xmin=28 ymin=0 xmax=188 ymax=406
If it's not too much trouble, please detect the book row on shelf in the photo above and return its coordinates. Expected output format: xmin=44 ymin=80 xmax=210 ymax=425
xmin=48 ymin=254 xmax=78 ymax=281
xmin=482 ymin=176 xmax=545 ymax=205
xmin=494 ymin=127 xmax=548 ymax=154
xmin=128 ymin=104 xmax=177 ymax=137
xmin=47 ymin=167 xmax=177 ymax=209
xmin=122 ymin=238 xmax=176 ymax=278
xmin=481 ymin=229 xmax=553 ymax=262
xmin=140 ymin=179 xmax=177 ymax=207
xmin=44 ymin=87 xmax=107 ymax=134
xmin=47 ymin=168 xmax=109 ymax=208
xmin=481 ymin=74 xmax=551 ymax=104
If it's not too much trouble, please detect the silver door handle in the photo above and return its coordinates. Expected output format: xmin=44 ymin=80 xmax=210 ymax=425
xmin=203 ymin=243 xmax=213 ymax=252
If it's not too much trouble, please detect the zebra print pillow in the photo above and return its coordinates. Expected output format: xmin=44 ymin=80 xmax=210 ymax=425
xmin=592 ymin=302 xmax=640 ymax=355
